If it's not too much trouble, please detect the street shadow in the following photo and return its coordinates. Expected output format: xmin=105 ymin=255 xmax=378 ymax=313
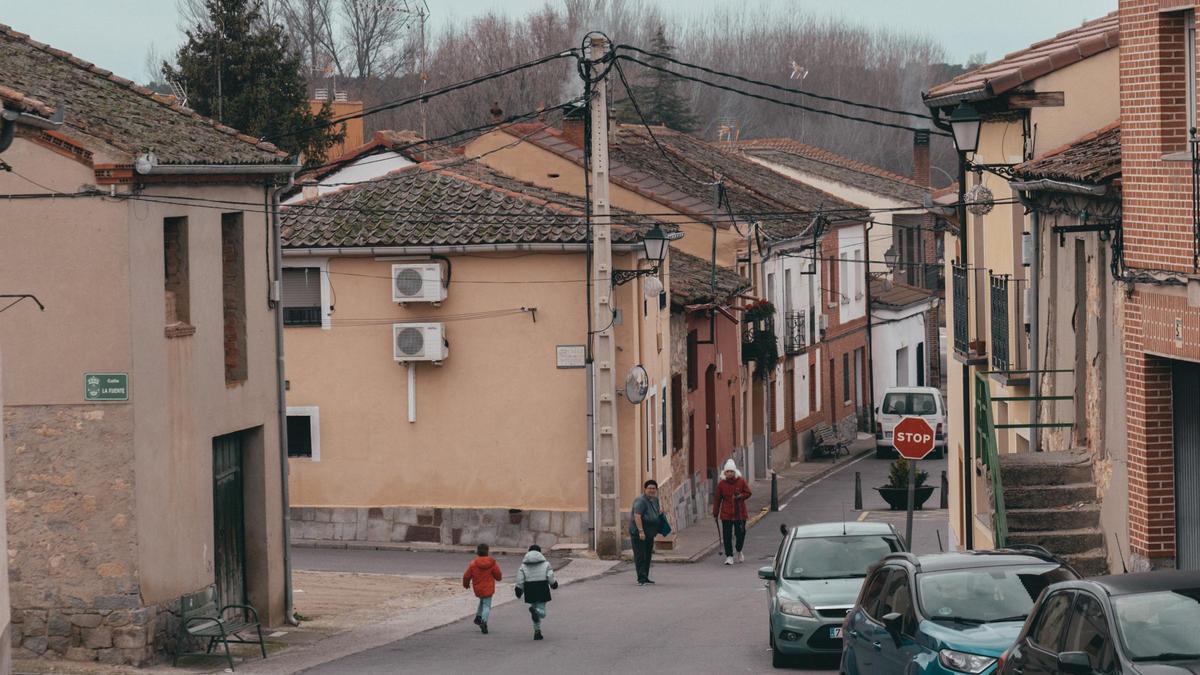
xmin=779 ymin=653 xmax=841 ymax=671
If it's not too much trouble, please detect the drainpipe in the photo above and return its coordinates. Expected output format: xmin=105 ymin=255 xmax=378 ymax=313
xmin=864 ymin=219 xmax=876 ymax=435
xmin=1028 ymin=208 xmax=1041 ymax=452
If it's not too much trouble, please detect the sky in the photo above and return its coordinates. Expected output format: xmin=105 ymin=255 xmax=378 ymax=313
xmin=2 ymin=0 xmax=1118 ymax=84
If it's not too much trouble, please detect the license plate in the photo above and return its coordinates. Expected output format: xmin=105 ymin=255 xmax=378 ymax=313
xmin=829 ymin=627 xmax=843 ymax=639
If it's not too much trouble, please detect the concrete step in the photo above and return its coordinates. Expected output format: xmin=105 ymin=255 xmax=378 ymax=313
xmin=1003 ymin=483 xmax=1096 ymax=509
xmin=1062 ymin=548 xmax=1109 ymax=577
xmin=1007 ymin=528 xmax=1106 ymax=555
xmin=1006 ymin=505 xmax=1100 ymax=532
xmin=999 ymin=452 xmax=1093 ymax=487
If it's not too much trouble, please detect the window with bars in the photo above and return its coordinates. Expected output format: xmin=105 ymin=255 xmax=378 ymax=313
xmin=282 ymin=267 xmax=323 ymax=326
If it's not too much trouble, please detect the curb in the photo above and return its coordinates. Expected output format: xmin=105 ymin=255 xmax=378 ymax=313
xmin=660 ymin=447 xmax=873 ymax=564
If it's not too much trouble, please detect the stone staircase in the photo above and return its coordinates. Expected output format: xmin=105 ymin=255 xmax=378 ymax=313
xmin=998 ymin=451 xmax=1108 ymax=577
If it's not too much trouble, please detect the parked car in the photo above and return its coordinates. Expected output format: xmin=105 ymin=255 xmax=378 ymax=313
xmin=840 ymin=548 xmax=1079 ymax=675
xmin=758 ymin=521 xmax=905 ymax=668
xmin=876 ymin=386 xmax=947 ymax=459
xmin=997 ymin=569 xmax=1200 ymax=674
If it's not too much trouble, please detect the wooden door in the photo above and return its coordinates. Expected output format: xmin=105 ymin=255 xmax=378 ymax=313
xmin=213 ymin=433 xmax=247 ymax=611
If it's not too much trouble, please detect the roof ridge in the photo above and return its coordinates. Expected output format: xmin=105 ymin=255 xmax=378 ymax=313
xmin=434 ymin=165 xmax=583 ymax=217
xmin=0 ymin=22 xmax=287 ymax=159
xmin=287 ymin=161 xmax=424 ymax=206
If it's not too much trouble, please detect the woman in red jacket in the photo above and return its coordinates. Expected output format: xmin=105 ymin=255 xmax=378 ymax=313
xmin=713 ymin=459 xmax=751 ymax=565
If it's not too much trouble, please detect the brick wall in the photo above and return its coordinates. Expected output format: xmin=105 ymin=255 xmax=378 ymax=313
xmin=221 ymin=213 xmax=247 ymax=383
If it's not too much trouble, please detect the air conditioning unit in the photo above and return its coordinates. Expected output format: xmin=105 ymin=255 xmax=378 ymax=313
xmin=392 ymin=263 xmax=446 ymax=304
xmin=393 ymin=323 xmax=447 ymax=363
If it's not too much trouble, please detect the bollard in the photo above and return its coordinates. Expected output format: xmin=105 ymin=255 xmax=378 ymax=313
xmin=940 ymin=470 xmax=949 ymax=509
xmin=854 ymin=472 xmax=862 ymax=511
xmin=770 ymin=471 xmax=779 ymax=512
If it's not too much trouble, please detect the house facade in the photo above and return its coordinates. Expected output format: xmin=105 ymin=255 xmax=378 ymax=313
xmin=0 ymin=25 xmax=295 ymax=664
xmin=280 ymin=159 xmax=672 ymax=550
xmin=925 ymin=11 xmax=1119 ymax=557
xmin=1115 ymin=0 xmax=1200 ymax=571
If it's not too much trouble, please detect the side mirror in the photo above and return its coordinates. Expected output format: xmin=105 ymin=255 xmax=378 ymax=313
xmin=1057 ymin=652 xmax=1092 ymax=674
xmin=881 ymin=611 xmax=903 ymax=645
xmin=757 ymin=566 xmax=777 ymax=581
xmin=779 ymin=523 xmax=788 ymax=537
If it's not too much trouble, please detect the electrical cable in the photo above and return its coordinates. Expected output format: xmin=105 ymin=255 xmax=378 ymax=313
xmin=613 ymin=44 xmax=936 ymax=123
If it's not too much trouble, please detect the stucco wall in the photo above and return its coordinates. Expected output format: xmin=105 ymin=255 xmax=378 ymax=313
xmin=0 ymin=349 xmax=13 ymax=672
xmin=870 ymin=308 xmax=929 ymax=398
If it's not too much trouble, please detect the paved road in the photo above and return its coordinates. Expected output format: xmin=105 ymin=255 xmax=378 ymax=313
xmin=302 ymin=454 xmax=950 ymax=674
xmin=293 ymin=547 xmax=568 ymax=578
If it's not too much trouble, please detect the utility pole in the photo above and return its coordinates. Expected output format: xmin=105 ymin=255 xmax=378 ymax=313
xmin=587 ymin=36 xmax=621 ymax=559
xmin=417 ymin=6 xmax=428 ymax=139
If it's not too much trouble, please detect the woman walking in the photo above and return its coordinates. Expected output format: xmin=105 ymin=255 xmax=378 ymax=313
xmin=629 ymin=479 xmax=663 ymax=586
xmin=713 ymin=459 xmax=751 ymax=565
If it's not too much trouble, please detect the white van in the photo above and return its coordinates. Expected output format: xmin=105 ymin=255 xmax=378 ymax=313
xmin=874 ymin=386 xmax=946 ymax=459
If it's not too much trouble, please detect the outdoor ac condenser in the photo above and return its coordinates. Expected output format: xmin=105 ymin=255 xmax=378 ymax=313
xmin=392 ymin=323 xmax=447 ymax=363
xmin=391 ymin=263 xmax=447 ymax=304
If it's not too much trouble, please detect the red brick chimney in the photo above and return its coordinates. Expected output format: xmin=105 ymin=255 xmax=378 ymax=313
xmin=562 ymin=116 xmax=585 ymax=149
xmin=912 ymin=128 xmax=931 ymax=187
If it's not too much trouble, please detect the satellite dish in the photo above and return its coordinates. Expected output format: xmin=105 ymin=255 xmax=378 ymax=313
xmin=623 ymin=365 xmax=649 ymax=404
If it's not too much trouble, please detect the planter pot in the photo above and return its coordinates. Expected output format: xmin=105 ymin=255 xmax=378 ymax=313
xmin=875 ymin=485 xmax=935 ymax=511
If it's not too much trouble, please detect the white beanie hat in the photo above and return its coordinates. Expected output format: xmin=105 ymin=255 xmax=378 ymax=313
xmin=722 ymin=459 xmax=741 ymax=478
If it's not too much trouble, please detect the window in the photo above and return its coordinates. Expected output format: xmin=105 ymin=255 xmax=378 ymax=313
xmin=784 ymin=269 xmax=794 ymax=314
xmin=282 ymin=267 xmax=322 ymax=326
xmin=852 ymin=250 xmax=862 ymax=298
xmin=286 ymin=407 xmax=320 ymax=460
xmin=809 ymin=363 xmax=817 ymax=413
xmin=687 ymin=330 xmax=698 ymax=391
xmin=842 ymin=353 xmax=851 ymax=404
xmin=1188 ymin=10 xmax=1197 ymax=136
xmin=671 ymin=375 xmax=684 ymax=451
xmin=862 ymin=567 xmax=896 ymax=621
xmin=839 ymin=255 xmax=849 ymax=304
xmin=661 ymin=390 xmax=668 ymax=457
xmin=767 ymin=272 xmax=776 ymax=309
xmin=163 ymin=217 xmax=192 ymax=333
xmin=897 ymin=346 xmax=910 ymax=387
xmin=221 ymin=213 xmax=247 ymax=383
xmin=1063 ymin=593 xmax=1116 ymax=673
xmin=880 ymin=570 xmax=918 ymax=636
xmin=1030 ymin=592 xmax=1073 ymax=651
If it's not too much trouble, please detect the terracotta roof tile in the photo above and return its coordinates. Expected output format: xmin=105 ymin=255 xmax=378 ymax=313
xmin=0 ymin=23 xmax=288 ymax=165
xmin=924 ymin=12 xmax=1118 ymax=105
xmin=736 ymin=138 xmax=929 ymax=204
xmin=1012 ymin=122 xmax=1120 ymax=185
xmin=870 ymin=280 xmax=933 ymax=309
xmin=0 ymin=83 xmax=53 ymax=117
xmin=670 ymin=249 xmax=749 ymax=306
xmin=282 ymin=159 xmax=663 ymax=248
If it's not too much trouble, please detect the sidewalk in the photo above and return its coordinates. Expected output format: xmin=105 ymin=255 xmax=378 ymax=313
xmin=635 ymin=434 xmax=875 ymax=563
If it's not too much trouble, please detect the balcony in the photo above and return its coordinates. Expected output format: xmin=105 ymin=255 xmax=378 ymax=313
xmin=989 ymin=273 xmax=1028 ymax=383
xmin=952 ymin=264 xmax=969 ymax=355
xmin=990 ymin=274 xmax=1010 ymax=372
xmin=283 ymin=306 xmax=322 ymax=326
xmin=783 ymin=310 xmax=806 ymax=355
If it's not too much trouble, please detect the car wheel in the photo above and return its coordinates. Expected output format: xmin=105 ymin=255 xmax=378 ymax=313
xmin=875 ymin=447 xmax=889 ymax=459
xmin=771 ymin=645 xmax=788 ymax=668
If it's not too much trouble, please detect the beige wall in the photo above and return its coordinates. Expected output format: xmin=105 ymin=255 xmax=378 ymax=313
xmin=0 ymin=137 xmax=286 ymax=623
xmin=285 ymin=249 xmax=667 ymax=515
xmin=1030 ymin=49 xmax=1120 ymax=155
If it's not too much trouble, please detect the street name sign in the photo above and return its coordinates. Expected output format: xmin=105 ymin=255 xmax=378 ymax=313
xmin=892 ymin=416 xmax=935 ymax=460
xmin=84 ymin=373 xmax=129 ymax=401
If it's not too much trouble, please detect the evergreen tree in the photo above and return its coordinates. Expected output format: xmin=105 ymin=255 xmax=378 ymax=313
xmin=616 ymin=25 xmax=698 ymax=133
xmin=164 ymin=0 xmax=343 ymax=165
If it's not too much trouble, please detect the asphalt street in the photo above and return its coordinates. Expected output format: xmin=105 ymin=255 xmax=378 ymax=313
xmin=300 ymin=454 xmax=950 ymax=674
xmin=293 ymin=547 xmax=569 ymax=578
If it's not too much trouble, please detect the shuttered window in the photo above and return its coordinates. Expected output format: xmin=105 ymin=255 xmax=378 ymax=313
xmin=282 ymin=268 xmax=322 ymax=326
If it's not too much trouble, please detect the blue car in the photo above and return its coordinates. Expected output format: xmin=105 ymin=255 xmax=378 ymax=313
xmin=840 ymin=548 xmax=1078 ymax=674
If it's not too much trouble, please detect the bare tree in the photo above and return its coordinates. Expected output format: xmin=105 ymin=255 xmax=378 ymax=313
xmin=280 ymin=0 xmax=341 ymax=77
xmin=340 ymin=0 xmax=412 ymax=80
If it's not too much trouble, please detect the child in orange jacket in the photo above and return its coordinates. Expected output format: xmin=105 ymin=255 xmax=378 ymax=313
xmin=462 ymin=543 xmax=502 ymax=634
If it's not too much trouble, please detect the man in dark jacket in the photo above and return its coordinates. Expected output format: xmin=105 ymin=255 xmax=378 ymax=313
xmin=713 ymin=459 xmax=751 ymax=565
xmin=628 ymin=479 xmax=662 ymax=586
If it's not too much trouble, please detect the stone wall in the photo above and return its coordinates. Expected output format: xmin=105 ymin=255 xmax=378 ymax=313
xmin=289 ymin=506 xmax=587 ymax=550
xmin=4 ymin=404 xmax=161 ymax=664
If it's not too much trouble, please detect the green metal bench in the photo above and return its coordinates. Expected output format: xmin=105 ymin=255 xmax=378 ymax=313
xmin=173 ymin=587 xmax=266 ymax=671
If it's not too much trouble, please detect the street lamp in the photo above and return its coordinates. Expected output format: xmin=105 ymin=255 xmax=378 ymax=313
xmin=948 ymin=101 xmax=982 ymax=155
xmin=884 ymin=246 xmax=900 ymax=274
xmin=613 ymin=224 xmax=672 ymax=286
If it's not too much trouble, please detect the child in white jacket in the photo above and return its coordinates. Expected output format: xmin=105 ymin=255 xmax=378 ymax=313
xmin=514 ymin=544 xmax=558 ymax=640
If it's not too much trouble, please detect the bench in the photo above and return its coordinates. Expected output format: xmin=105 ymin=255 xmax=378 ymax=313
xmin=173 ymin=586 xmax=266 ymax=671
xmin=811 ymin=422 xmax=850 ymax=461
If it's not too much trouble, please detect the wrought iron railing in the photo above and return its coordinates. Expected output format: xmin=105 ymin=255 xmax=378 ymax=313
xmin=283 ymin=306 xmax=322 ymax=326
xmin=784 ymin=310 xmax=806 ymax=355
xmin=990 ymin=274 xmax=1010 ymax=372
xmin=952 ymin=263 xmax=968 ymax=355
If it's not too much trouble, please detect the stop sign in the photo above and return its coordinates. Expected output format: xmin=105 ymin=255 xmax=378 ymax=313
xmin=892 ymin=416 xmax=936 ymax=460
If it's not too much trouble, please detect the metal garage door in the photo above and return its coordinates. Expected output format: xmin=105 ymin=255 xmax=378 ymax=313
xmin=1175 ymin=361 xmax=1200 ymax=570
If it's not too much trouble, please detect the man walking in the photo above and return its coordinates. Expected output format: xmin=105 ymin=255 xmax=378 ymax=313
xmin=629 ymin=479 xmax=662 ymax=586
xmin=713 ymin=459 xmax=751 ymax=565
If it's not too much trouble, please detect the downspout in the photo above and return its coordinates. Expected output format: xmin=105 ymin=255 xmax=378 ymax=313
xmin=1028 ymin=207 xmax=1041 ymax=452
xmin=864 ymin=219 xmax=876 ymax=436
xmin=269 ymin=171 xmax=300 ymax=626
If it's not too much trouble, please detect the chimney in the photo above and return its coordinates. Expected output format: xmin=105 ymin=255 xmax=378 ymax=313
xmin=562 ymin=116 xmax=585 ymax=149
xmin=912 ymin=128 xmax=931 ymax=188
xmin=301 ymin=177 xmax=319 ymax=201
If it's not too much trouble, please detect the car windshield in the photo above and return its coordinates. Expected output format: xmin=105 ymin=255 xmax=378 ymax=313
xmin=917 ymin=564 xmax=1075 ymax=624
xmin=1113 ymin=588 xmax=1200 ymax=662
xmin=783 ymin=535 xmax=902 ymax=580
xmin=882 ymin=392 xmax=938 ymax=416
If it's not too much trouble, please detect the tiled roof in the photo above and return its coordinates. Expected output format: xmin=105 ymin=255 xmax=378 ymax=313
xmin=505 ymin=123 xmax=866 ymax=242
xmin=870 ymin=280 xmax=933 ymax=310
xmin=924 ymin=12 xmax=1119 ymax=106
xmin=737 ymin=138 xmax=929 ymax=204
xmin=296 ymin=129 xmax=424 ymax=185
xmin=0 ymin=83 xmax=53 ymax=117
xmin=0 ymin=24 xmax=288 ymax=165
xmin=1012 ymin=123 xmax=1120 ymax=185
xmin=282 ymin=159 xmax=660 ymax=248
xmin=669 ymin=249 xmax=750 ymax=307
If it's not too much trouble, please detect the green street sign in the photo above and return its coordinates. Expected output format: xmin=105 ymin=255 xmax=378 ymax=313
xmin=84 ymin=373 xmax=129 ymax=401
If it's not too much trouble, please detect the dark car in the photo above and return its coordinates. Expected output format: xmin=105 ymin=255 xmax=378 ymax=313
xmin=997 ymin=569 xmax=1200 ymax=675
xmin=840 ymin=548 xmax=1078 ymax=675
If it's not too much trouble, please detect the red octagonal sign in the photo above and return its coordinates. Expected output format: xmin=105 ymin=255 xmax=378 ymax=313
xmin=892 ymin=416 xmax=936 ymax=460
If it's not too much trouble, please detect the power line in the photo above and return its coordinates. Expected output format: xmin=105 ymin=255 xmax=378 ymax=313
xmin=613 ymin=45 xmax=936 ymax=124
xmin=614 ymin=54 xmax=951 ymax=138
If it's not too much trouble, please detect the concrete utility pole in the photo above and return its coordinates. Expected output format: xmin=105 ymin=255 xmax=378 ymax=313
xmin=588 ymin=36 xmax=621 ymax=559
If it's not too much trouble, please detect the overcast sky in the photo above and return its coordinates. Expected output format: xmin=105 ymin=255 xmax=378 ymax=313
xmin=3 ymin=0 xmax=1117 ymax=83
